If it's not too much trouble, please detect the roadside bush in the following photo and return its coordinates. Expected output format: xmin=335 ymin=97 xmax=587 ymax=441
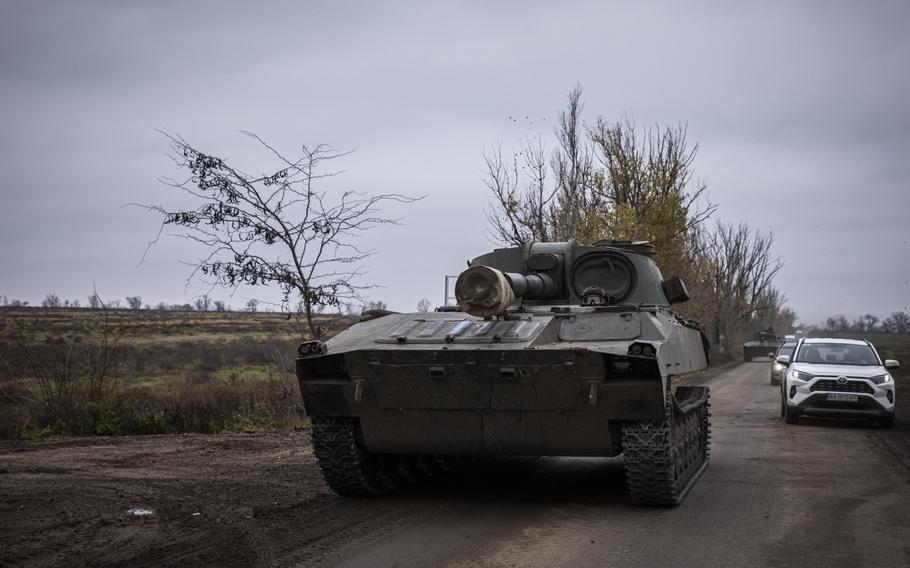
xmin=0 ymin=375 xmax=305 ymax=438
xmin=0 ymin=314 xmax=308 ymax=438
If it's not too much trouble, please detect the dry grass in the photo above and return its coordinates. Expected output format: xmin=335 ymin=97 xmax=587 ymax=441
xmin=0 ymin=307 xmax=355 ymax=438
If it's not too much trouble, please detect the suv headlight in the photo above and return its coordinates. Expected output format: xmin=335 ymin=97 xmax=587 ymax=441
xmin=792 ymin=369 xmax=813 ymax=381
xmin=869 ymin=374 xmax=892 ymax=385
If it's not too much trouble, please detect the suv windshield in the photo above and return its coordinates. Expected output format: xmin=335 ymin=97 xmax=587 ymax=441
xmin=777 ymin=343 xmax=795 ymax=357
xmin=794 ymin=342 xmax=879 ymax=366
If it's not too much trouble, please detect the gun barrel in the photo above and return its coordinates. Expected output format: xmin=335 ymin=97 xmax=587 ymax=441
xmin=456 ymin=267 xmax=557 ymax=317
xmin=503 ymin=272 xmax=556 ymax=300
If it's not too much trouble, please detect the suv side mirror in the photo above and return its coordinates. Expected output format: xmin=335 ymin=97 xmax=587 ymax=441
xmin=776 ymin=355 xmax=791 ymax=365
xmin=661 ymin=276 xmax=690 ymax=304
xmin=885 ymin=359 xmax=900 ymax=369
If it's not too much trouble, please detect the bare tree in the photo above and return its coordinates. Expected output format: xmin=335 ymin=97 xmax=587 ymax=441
xmin=126 ymin=296 xmax=143 ymax=310
xmin=825 ymin=314 xmax=850 ymax=332
xmin=42 ymin=293 xmax=62 ymax=308
xmin=590 ymin=117 xmax=715 ymax=243
xmin=702 ymin=221 xmax=783 ymax=352
xmin=416 ymin=298 xmax=431 ymax=312
xmin=550 ymin=85 xmax=597 ymax=241
xmin=141 ymin=132 xmax=418 ymax=338
xmin=194 ymin=294 xmax=212 ymax=313
xmin=88 ymin=293 xmax=101 ymax=309
xmin=769 ymin=307 xmax=797 ymax=333
xmin=363 ymin=300 xmax=388 ymax=311
xmin=481 ymin=86 xmax=795 ymax=361
xmin=485 ymin=86 xmax=595 ymax=245
xmin=213 ymin=300 xmax=227 ymax=312
xmin=883 ymin=311 xmax=910 ymax=333
xmin=483 ymin=136 xmax=555 ymax=245
xmin=484 ymin=86 xmax=715 ymax=265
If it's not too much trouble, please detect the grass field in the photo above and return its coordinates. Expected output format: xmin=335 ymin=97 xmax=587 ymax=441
xmin=0 ymin=307 xmax=356 ymax=439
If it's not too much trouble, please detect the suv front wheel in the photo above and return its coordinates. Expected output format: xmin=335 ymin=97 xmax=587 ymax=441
xmin=782 ymin=396 xmax=798 ymax=424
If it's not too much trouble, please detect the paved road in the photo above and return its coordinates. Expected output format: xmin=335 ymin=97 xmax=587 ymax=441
xmin=313 ymin=363 xmax=910 ymax=568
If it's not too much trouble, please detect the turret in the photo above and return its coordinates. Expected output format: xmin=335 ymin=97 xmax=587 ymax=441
xmin=454 ymin=240 xmax=690 ymax=317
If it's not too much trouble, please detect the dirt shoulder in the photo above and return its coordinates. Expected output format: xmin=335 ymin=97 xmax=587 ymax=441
xmin=0 ymin=431 xmax=353 ymax=567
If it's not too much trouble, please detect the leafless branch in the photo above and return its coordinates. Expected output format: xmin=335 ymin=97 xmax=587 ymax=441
xmin=139 ymin=132 xmax=421 ymax=338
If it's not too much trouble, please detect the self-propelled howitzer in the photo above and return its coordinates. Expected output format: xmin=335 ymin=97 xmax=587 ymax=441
xmin=296 ymin=240 xmax=711 ymax=506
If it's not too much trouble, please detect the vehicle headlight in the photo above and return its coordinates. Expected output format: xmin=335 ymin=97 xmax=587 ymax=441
xmin=792 ymin=369 xmax=813 ymax=381
xmin=869 ymin=374 xmax=892 ymax=385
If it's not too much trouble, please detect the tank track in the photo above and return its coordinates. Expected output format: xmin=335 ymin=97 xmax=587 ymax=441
xmin=622 ymin=386 xmax=711 ymax=506
xmin=311 ymin=417 xmax=456 ymax=497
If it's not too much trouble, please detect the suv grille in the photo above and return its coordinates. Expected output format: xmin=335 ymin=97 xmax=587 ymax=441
xmin=810 ymin=379 xmax=874 ymax=394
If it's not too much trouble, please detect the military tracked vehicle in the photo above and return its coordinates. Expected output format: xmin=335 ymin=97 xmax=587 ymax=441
xmin=297 ymin=240 xmax=712 ymax=506
xmin=742 ymin=329 xmax=781 ymax=362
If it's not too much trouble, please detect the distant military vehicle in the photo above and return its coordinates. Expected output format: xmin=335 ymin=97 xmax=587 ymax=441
xmin=296 ymin=240 xmax=711 ymax=506
xmin=743 ymin=329 xmax=781 ymax=361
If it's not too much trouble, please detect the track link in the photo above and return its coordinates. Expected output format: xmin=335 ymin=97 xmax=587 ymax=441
xmin=310 ymin=417 xmax=397 ymax=497
xmin=622 ymin=386 xmax=711 ymax=506
xmin=311 ymin=417 xmax=456 ymax=497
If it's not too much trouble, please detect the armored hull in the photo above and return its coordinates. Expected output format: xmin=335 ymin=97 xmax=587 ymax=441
xmin=297 ymin=241 xmax=712 ymax=506
xmin=743 ymin=330 xmax=781 ymax=361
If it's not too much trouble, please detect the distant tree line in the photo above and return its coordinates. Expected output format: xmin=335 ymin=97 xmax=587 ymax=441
xmin=0 ymin=293 xmax=256 ymax=313
xmin=1 ymin=292 xmax=411 ymax=316
xmin=823 ymin=311 xmax=910 ymax=334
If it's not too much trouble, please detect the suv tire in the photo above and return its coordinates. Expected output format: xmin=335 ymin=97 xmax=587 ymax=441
xmin=783 ymin=401 xmax=798 ymax=424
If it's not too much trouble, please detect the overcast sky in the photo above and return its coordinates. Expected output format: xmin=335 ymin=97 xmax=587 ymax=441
xmin=1 ymin=1 xmax=908 ymax=325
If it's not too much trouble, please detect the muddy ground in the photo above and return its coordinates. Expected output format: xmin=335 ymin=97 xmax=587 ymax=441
xmin=0 ymin=431 xmax=364 ymax=567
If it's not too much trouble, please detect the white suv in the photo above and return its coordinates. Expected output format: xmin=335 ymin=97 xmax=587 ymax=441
xmin=778 ymin=338 xmax=898 ymax=428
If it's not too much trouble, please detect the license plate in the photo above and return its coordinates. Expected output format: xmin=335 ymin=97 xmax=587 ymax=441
xmin=826 ymin=393 xmax=858 ymax=402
